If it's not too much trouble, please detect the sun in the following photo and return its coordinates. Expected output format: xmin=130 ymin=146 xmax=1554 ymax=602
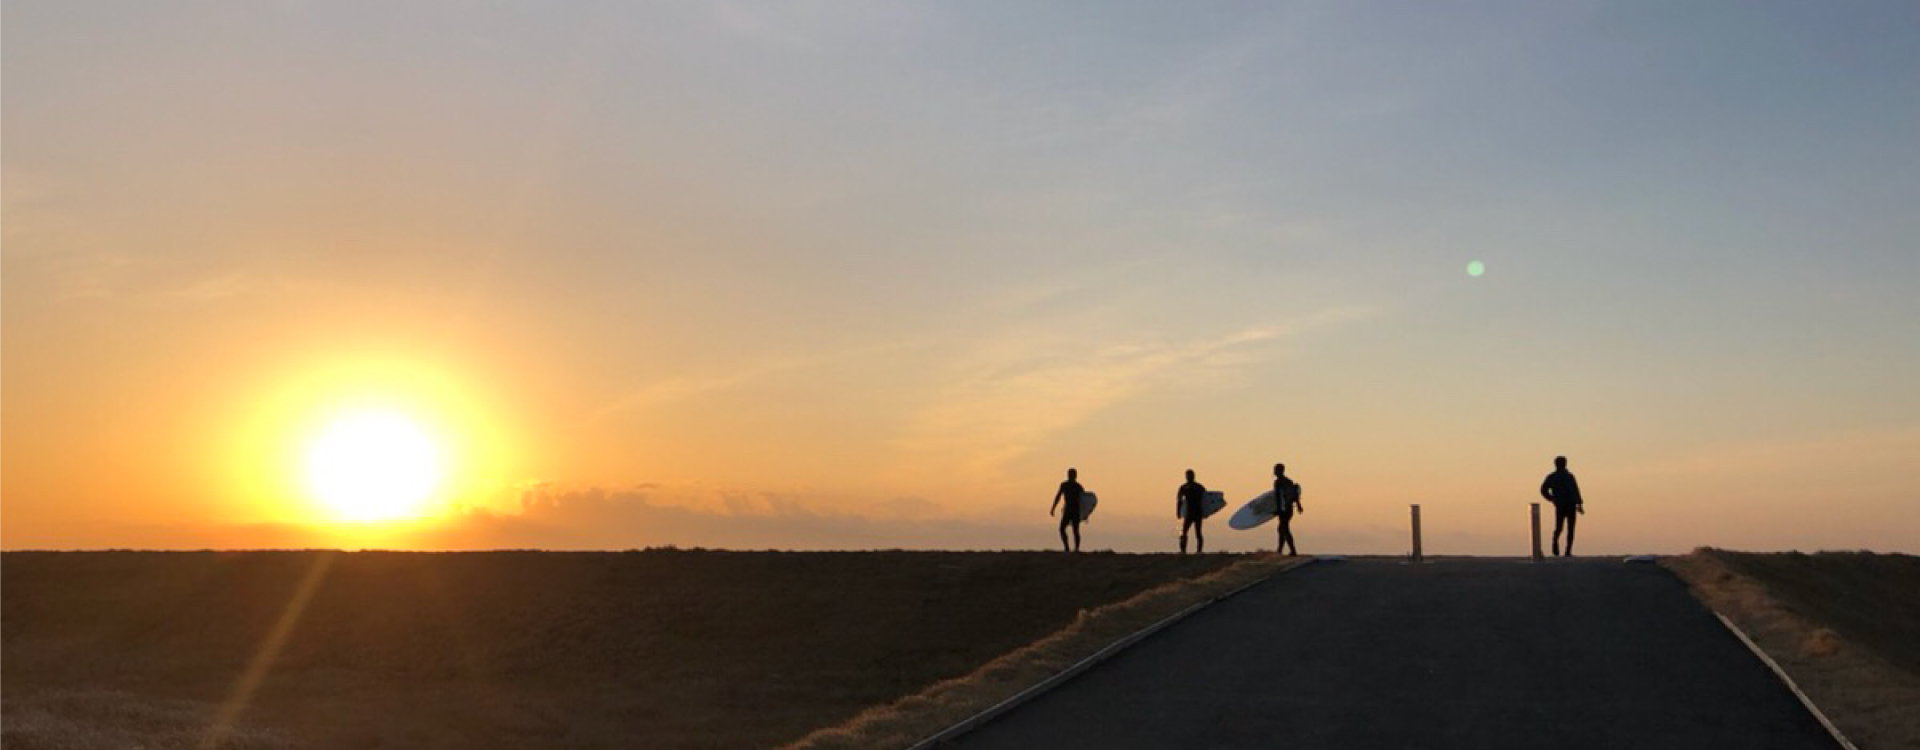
xmin=302 ymin=409 xmax=446 ymax=521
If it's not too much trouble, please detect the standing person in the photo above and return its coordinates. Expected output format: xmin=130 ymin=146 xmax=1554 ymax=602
xmin=1273 ymin=463 xmax=1304 ymax=556
xmin=1176 ymin=469 xmax=1208 ymax=554
xmin=1050 ymin=467 xmax=1086 ymax=553
xmin=1539 ymin=455 xmax=1584 ymax=556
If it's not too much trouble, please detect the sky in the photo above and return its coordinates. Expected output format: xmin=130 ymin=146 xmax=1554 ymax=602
xmin=4 ymin=1 xmax=1917 ymax=554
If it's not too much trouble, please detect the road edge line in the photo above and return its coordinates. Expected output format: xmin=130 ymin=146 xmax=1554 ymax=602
xmin=904 ymin=558 xmax=1299 ymax=750
xmin=1710 ymin=611 xmax=1858 ymax=750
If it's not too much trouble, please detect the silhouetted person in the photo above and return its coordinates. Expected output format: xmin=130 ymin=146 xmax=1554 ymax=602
xmin=1050 ymin=467 xmax=1086 ymax=552
xmin=1273 ymin=463 xmax=1304 ymax=556
xmin=1540 ymin=455 xmax=1584 ymax=556
xmin=1177 ymin=469 xmax=1207 ymax=554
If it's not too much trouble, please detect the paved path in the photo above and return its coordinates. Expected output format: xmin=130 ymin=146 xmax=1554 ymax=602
xmin=948 ymin=558 xmax=1836 ymax=750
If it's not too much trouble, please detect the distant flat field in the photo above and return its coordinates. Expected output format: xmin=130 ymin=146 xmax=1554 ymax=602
xmin=0 ymin=550 xmax=1235 ymax=750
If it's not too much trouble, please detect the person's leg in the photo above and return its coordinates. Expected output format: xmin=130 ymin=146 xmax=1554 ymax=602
xmin=1564 ymin=512 xmax=1576 ymax=556
xmin=1195 ymin=520 xmax=1204 ymax=554
xmin=1071 ymin=519 xmax=1082 ymax=552
xmin=1179 ymin=519 xmax=1191 ymax=554
xmin=1551 ymin=512 xmax=1565 ymax=556
xmin=1059 ymin=520 xmax=1071 ymax=552
xmin=1283 ymin=514 xmax=1299 ymax=555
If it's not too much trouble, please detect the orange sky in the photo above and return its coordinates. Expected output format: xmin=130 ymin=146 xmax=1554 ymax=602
xmin=5 ymin=3 xmax=1917 ymax=553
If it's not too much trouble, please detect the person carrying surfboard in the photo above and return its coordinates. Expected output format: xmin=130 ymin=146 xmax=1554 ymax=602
xmin=1273 ymin=463 xmax=1303 ymax=556
xmin=1050 ymin=467 xmax=1086 ymax=553
xmin=1177 ymin=469 xmax=1208 ymax=554
xmin=1539 ymin=455 xmax=1584 ymax=556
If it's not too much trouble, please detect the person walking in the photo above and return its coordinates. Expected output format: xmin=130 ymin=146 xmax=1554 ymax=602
xmin=1272 ymin=463 xmax=1303 ymax=556
xmin=1050 ymin=468 xmax=1087 ymax=553
xmin=1177 ymin=469 xmax=1208 ymax=554
xmin=1540 ymin=455 xmax=1584 ymax=556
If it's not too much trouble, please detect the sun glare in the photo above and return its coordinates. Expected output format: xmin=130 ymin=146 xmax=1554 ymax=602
xmin=303 ymin=410 xmax=445 ymax=521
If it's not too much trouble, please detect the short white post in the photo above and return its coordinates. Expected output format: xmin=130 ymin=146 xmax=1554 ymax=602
xmin=1530 ymin=503 xmax=1544 ymax=562
xmin=1410 ymin=504 xmax=1423 ymax=562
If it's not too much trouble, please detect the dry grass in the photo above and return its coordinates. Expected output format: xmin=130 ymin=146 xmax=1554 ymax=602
xmin=0 ymin=690 xmax=296 ymax=750
xmin=1664 ymin=548 xmax=1920 ymax=749
xmin=2 ymin=550 xmax=1240 ymax=750
xmin=782 ymin=554 xmax=1303 ymax=750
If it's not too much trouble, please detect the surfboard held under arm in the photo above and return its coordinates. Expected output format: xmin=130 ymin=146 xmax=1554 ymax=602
xmin=1229 ymin=490 xmax=1279 ymax=530
xmin=1177 ymin=491 xmax=1227 ymax=519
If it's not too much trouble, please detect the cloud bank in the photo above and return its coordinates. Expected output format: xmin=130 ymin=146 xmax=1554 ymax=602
xmin=8 ymin=483 xmax=1413 ymax=553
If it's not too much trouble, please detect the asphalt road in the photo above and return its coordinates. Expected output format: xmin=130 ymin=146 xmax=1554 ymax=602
xmin=947 ymin=558 xmax=1837 ymax=750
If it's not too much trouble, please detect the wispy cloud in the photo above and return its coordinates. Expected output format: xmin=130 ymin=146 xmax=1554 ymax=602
xmin=1618 ymin=424 xmax=1920 ymax=496
xmin=584 ymin=370 xmax=772 ymax=426
xmin=162 ymin=270 xmax=267 ymax=303
xmin=584 ymin=340 xmax=911 ymax=427
xmin=898 ymin=307 xmax=1372 ymax=480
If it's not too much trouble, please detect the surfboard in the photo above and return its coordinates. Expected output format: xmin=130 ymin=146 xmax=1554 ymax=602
xmin=1228 ymin=490 xmax=1279 ymax=530
xmin=1178 ymin=490 xmax=1228 ymax=519
xmin=1203 ymin=490 xmax=1226 ymax=518
xmin=1079 ymin=491 xmax=1097 ymax=521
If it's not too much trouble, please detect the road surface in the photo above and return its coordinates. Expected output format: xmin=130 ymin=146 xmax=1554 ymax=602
xmin=948 ymin=558 xmax=1836 ymax=750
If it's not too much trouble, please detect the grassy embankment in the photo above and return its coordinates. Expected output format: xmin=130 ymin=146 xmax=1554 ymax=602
xmin=1665 ymin=548 xmax=1920 ymax=749
xmin=2 ymin=549 xmax=1247 ymax=749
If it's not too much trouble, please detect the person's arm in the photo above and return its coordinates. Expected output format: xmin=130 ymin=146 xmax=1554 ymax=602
xmin=1572 ymin=476 xmax=1584 ymax=513
xmin=1051 ymin=486 xmax=1062 ymax=516
xmin=1295 ymin=483 xmax=1304 ymax=514
xmin=1540 ymin=476 xmax=1554 ymax=502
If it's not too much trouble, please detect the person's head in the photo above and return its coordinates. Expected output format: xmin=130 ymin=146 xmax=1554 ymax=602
xmin=1185 ymin=469 xmax=1196 ymax=482
xmin=1274 ymin=463 xmax=1286 ymax=477
xmin=1554 ymin=455 xmax=1568 ymax=470
xmin=1067 ymin=467 xmax=1077 ymax=480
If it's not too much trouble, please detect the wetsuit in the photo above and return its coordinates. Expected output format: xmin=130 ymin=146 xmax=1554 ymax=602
xmin=1178 ymin=480 xmax=1208 ymax=554
xmin=1274 ymin=476 xmax=1301 ymax=555
xmin=1540 ymin=469 xmax=1583 ymax=555
xmin=1056 ymin=479 xmax=1085 ymax=552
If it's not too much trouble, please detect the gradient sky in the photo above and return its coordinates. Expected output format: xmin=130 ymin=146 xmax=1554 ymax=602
xmin=5 ymin=2 xmax=1917 ymax=554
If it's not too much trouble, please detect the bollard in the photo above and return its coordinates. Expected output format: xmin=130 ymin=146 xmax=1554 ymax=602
xmin=1410 ymin=504 xmax=1423 ymax=562
xmin=1530 ymin=503 xmax=1543 ymax=562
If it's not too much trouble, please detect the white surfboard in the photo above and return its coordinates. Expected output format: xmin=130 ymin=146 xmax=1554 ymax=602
xmin=1079 ymin=491 xmax=1097 ymax=521
xmin=1229 ymin=490 xmax=1279 ymax=530
xmin=1178 ymin=490 xmax=1228 ymax=519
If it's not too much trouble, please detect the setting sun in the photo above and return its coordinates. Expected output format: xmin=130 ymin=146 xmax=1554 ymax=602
xmin=303 ymin=410 xmax=445 ymax=521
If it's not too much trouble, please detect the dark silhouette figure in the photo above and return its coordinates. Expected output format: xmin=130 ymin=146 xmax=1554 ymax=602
xmin=1050 ymin=467 xmax=1086 ymax=552
xmin=1177 ymin=469 xmax=1207 ymax=554
xmin=1540 ymin=455 xmax=1584 ymax=556
xmin=1273 ymin=463 xmax=1304 ymax=556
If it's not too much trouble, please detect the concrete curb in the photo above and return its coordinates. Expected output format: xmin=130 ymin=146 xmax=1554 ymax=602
xmin=1709 ymin=611 xmax=1858 ymax=750
xmin=904 ymin=558 xmax=1303 ymax=750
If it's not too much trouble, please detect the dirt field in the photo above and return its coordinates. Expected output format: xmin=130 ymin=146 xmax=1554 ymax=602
xmin=1 ymin=550 xmax=1238 ymax=750
xmin=1665 ymin=548 xmax=1920 ymax=749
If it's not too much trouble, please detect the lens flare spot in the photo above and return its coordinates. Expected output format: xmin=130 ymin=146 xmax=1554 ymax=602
xmin=1466 ymin=260 xmax=1486 ymax=277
